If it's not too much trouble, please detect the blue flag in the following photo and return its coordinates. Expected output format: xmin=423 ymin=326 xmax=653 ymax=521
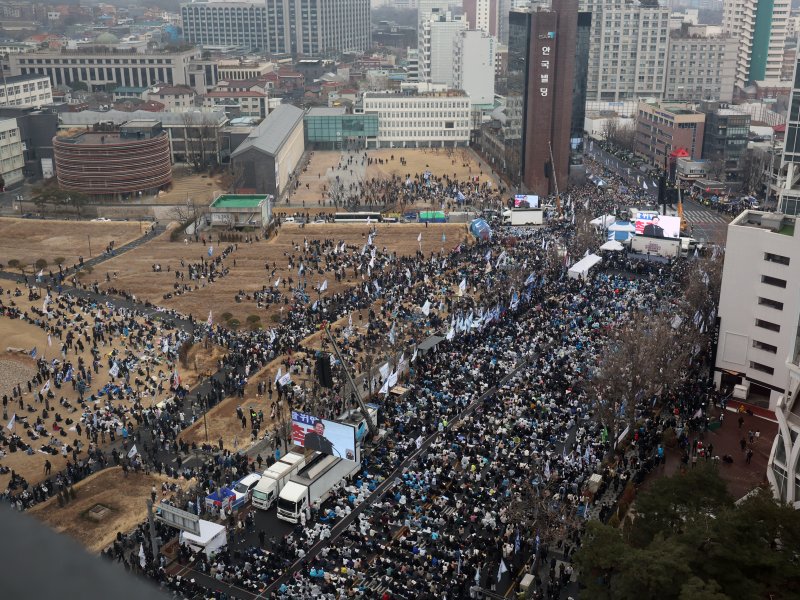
xmin=29 ymin=347 xmax=37 ymax=358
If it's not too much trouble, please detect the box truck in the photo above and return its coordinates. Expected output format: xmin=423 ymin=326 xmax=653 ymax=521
xmin=251 ymin=450 xmax=306 ymax=511
xmin=509 ymin=209 xmax=543 ymax=226
xmin=276 ymin=453 xmax=360 ymax=524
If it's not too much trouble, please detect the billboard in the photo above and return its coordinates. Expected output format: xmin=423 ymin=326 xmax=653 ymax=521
xmin=291 ymin=411 xmax=357 ymax=461
xmin=514 ymin=194 xmax=540 ymax=208
xmin=634 ymin=213 xmax=681 ymax=239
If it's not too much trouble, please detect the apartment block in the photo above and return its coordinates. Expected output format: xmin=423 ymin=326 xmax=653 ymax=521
xmin=0 ymin=73 xmax=52 ymax=109
xmin=582 ymin=0 xmax=670 ymax=102
xmin=665 ymin=25 xmax=737 ymax=103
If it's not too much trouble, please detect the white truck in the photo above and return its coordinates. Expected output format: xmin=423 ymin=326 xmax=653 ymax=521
xmin=509 ymin=208 xmax=544 ymax=226
xmin=251 ymin=450 xmax=307 ymax=511
xmin=629 ymin=235 xmax=681 ymax=258
xmin=276 ymin=453 xmax=360 ymax=524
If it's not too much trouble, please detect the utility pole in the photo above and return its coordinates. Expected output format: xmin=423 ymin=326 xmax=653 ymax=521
xmin=145 ymin=499 xmax=160 ymax=560
xmin=324 ymin=325 xmax=376 ymax=437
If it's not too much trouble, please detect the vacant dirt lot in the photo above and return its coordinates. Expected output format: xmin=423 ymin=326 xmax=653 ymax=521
xmin=94 ymin=222 xmax=469 ymax=326
xmin=28 ymin=467 xmax=191 ymax=554
xmin=0 ymin=218 xmax=144 ymax=272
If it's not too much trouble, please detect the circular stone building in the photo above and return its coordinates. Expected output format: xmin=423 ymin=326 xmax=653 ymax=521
xmin=53 ymin=120 xmax=172 ymax=199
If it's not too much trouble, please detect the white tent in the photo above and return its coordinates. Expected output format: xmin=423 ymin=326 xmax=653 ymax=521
xmin=600 ymin=240 xmax=624 ymax=252
xmin=590 ymin=214 xmax=616 ymax=229
xmin=179 ymin=519 xmax=227 ymax=558
xmin=607 ymin=222 xmax=636 ymax=233
xmin=568 ymin=253 xmax=602 ymax=280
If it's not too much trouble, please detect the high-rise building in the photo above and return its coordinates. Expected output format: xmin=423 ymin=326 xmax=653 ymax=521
xmin=454 ymin=29 xmax=496 ymax=105
xmin=477 ymin=2 xmax=577 ymax=194
xmin=723 ymin=0 xmax=790 ymax=87
xmin=463 ymin=0 xmax=499 ymax=35
xmin=183 ymin=0 xmax=370 ymax=57
xmin=665 ymin=24 xmax=737 ymax=103
xmin=582 ymin=0 xmax=670 ymax=102
xmin=181 ymin=1 xmax=270 ymax=52
xmin=419 ymin=11 xmax=467 ymax=86
xmin=635 ymin=101 xmax=706 ymax=165
xmin=777 ymin=54 xmax=800 ymax=216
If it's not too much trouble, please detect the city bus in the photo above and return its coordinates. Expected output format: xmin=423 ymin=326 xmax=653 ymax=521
xmin=333 ymin=212 xmax=383 ymax=223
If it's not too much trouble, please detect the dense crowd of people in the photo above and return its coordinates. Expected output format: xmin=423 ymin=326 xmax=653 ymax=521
xmin=0 ymin=152 xmax=725 ymax=600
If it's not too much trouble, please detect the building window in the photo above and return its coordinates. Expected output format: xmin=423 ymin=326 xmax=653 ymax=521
xmin=758 ymin=297 xmax=784 ymax=310
xmin=761 ymin=275 xmax=787 ymax=288
xmin=752 ymin=340 xmax=778 ymax=354
xmin=749 ymin=361 xmax=775 ymax=375
xmin=755 ymin=318 xmax=781 ymax=332
xmin=764 ymin=252 xmax=790 ymax=265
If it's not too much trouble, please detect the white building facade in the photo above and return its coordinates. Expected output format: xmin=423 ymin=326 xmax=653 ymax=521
xmin=360 ymin=91 xmax=471 ymax=148
xmin=581 ymin=0 xmax=670 ymax=102
xmin=181 ymin=1 xmax=269 ymax=52
xmin=420 ymin=12 xmax=467 ymax=87
xmin=0 ymin=74 xmax=52 ymax=109
xmin=723 ymin=0 xmax=790 ymax=87
xmin=714 ymin=211 xmax=800 ymax=411
xmin=0 ymin=118 xmax=25 ymax=188
xmin=665 ymin=29 xmax=737 ymax=103
xmin=454 ymin=29 xmax=496 ymax=106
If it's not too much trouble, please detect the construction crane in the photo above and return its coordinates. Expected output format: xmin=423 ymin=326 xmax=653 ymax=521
xmin=323 ymin=325 xmax=377 ymax=438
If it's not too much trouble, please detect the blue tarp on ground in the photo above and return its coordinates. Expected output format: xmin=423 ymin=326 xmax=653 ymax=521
xmin=469 ymin=218 xmax=492 ymax=241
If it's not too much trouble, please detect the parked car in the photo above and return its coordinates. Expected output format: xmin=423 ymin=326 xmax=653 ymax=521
xmin=232 ymin=473 xmax=262 ymax=502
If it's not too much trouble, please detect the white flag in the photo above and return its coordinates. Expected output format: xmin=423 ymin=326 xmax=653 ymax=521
xmin=274 ymin=367 xmax=282 ymax=384
xmin=278 ymin=372 xmax=292 ymax=386
xmin=458 ymin=278 xmax=466 ymax=294
xmin=40 ymin=380 xmax=50 ymax=395
xmin=497 ymin=559 xmax=508 ymax=582
xmin=274 ymin=277 xmax=281 ymax=288
xmin=207 ymin=310 xmax=213 ymax=326
xmin=379 ymin=378 xmax=390 ymax=395
xmin=128 ymin=444 xmax=138 ymax=459
xmin=6 ymin=414 xmax=15 ymax=431
xmin=446 ymin=326 xmax=455 ymax=341
xmin=320 ymin=279 xmax=328 ymax=292
xmin=139 ymin=543 xmax=146 ymax=568
xmin=109 ymin=362 xmax=120 ymax=378
xmin=417 ymin=232 xmax=422 ymax=243
xmin=421 ymin=300 xmax=431 ymax=316
xmin=387 ymin=371 xmax=398 ymax=388
xmin=37 ymin=268 xmax=44 ymax=278
xmin=47 ymin=334 xmax=52 ymax=347
xmin=411 ymin=348 xmax=418 ymax=363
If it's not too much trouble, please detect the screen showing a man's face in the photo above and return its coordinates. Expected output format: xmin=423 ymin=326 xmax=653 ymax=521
xmin=314 ymin=422 xmax=325 ymax=436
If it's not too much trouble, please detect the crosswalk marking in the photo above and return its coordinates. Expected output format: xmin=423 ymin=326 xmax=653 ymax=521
xmin=683 ymin=210 xmax=729 ymax=224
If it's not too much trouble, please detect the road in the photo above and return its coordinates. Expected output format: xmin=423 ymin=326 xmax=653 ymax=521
xmin=585 ymin=144 xmax=732 ymax=244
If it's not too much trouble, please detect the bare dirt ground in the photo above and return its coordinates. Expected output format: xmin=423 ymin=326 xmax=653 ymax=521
xmin=364 ymin=148 xmax=498 ymax=187
xmin=287 ymin=151 xmax=341 ymax=206
xmin=0 ymin=294 xmax=220 ymax=488
xmin=0 ymin=218 xmax=144 ymax=271
xmin=27 ymin=467 xmax=191 ymax=554
xmin=94 ymin=222 xmax=469 ymax=326
xmin=149 ymin=170 xmax=226 ymax=206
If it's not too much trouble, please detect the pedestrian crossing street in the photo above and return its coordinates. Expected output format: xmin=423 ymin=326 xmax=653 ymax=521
xmin=682 ymin=210 xmax=730 ymax=224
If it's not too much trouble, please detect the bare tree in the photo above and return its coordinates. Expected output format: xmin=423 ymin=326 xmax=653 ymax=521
xmin=327 ymin=179 xmax=346 ymax=208
xmin=602 ymin=117 xmax=636 ymax=153
xmin=738 ymin=148 xmax=769 ymax=196
xmin=705 ymin=158 xmax=727 ymax=182
xmin=506 ymin=478 xmax=584 ymax=550
xmin=182 ymin=113 xmax=218 ymax=172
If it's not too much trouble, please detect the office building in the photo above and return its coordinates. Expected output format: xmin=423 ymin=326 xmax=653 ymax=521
xmin=360 ymin=90 xmax=471 ymax=148
xmin=571 ymin=11 xmax=591 ymax=142
xmin=463 ymin=0 xmax=499 ymax=36
xmin=9 ymin=47 xmax=203 ymax=92
xmin=0 ymin=74 xmax=52 ymax=109
xmin=181 ymin=1 xmax=269 ymax=52
xmin=582 ymin=0 xmax=670 ymax=102
xmin=419 ymin=11 xmax=467 ymax=86
xmin=777 ymin=55 xmax=800 ymax=215
xmin=0 ymin=117 xmax=24 ymax=188
xmin=231 ymin=104 xmax=305 ymax=196
xmin=723 ymin=0 xmax=790 ymax=87
xmin=665 ymin=25 xmax=737 ymax=103
xmin=53 ymin=120 xmax=172 ymax=199
xmin=304 ymin=106 xmax=379 ymax=150
xmin=715 ymin=210 xmax=800 ymax=411
xmin=454 ymin=29 xmax=496 ymax=106
xmin=268 ymin=0 xmax=370 ymax=56
xmin=0 ymin=107 xmax=58 ymax=181
xmin=635 ymin=101 xmax=705 ymax=164
xmin=700 ymin=101 xmax=750 ymax=180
